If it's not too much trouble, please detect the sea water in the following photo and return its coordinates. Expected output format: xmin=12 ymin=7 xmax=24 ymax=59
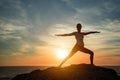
xmin=0 ymin=66 xmax=120 ymax=80
xmin=0 ymin=66 xmax=48 ymax=80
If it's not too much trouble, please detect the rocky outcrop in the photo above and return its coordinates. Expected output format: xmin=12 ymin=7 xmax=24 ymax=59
xmin=12 ymin=64 xmax=120 ymax=80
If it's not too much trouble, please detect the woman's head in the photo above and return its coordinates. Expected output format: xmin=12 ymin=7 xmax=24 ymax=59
xmin=76 ymin=23 xmax=82 ymax=32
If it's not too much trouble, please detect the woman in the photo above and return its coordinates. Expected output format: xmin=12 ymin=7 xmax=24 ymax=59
xmin=56 ymin=23 xmax=100 ymax=67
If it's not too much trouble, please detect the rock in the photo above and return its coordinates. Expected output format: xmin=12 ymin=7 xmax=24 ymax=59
xmin=0 ymin=77 xmax=11 ymax=80
xmin=12 ymin=64 xmax=120 ymax=80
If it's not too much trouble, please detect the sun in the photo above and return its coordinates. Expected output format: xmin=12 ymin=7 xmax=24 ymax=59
xmin=56 ymin=49 xmax=69 ymax=59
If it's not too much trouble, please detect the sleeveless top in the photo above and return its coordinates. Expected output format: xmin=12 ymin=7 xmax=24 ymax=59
xmin=74 ymin=32 xmax=84 ymax=46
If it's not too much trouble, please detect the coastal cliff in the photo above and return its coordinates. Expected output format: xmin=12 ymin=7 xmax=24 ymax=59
xmin=12 ymin=64 xmax=120 ymax=80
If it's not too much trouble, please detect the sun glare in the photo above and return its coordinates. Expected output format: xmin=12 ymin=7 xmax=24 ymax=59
xmin=56 ymin=49 xmax=69 ymax=59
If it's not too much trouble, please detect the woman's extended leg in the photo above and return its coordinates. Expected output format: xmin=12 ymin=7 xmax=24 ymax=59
xmin=58 ymin=44 xmax=79 ymax=67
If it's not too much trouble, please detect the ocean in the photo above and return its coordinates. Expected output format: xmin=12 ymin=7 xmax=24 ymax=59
xmin=0 ymin=66 xmax=120 ymax=80
xmin=0 ymin=66 xmax=48 ymax=80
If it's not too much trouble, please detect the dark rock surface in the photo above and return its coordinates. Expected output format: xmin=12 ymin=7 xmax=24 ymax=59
xmin=12 ymin=64 xmax=120 ymax=80
xmin=0 ymin=77 xmax=11 ymax=80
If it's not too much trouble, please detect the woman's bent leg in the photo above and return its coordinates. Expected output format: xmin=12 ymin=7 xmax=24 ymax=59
xmin=80 ymin=47 xmax=94 ymax=65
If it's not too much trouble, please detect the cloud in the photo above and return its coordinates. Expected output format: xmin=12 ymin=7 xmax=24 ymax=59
xmin=0 ymin=0 xmax=27 ymax=21
xmin=63 ymin=0 xmax=120 ymax=25
xmin=0 ymin=0 xmax=51 ymax=56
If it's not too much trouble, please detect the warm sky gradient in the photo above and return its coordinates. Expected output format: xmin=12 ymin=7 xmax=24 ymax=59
xmin=0 ymin=0 xmax=120 ymax=66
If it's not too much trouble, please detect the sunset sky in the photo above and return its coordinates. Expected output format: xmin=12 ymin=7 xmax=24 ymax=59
xmin=0 ymin=0 xmax=120 ymax=66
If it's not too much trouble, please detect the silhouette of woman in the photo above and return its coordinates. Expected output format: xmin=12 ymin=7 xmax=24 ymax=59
xmin=55 ymin=23 xmax=100 ymax=67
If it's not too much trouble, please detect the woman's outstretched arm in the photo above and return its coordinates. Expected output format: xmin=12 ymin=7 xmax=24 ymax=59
xmin=55 ymin=32 xmax=75 ymax=36
xmin=83 ymin=31 xmax=100 ymax=35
